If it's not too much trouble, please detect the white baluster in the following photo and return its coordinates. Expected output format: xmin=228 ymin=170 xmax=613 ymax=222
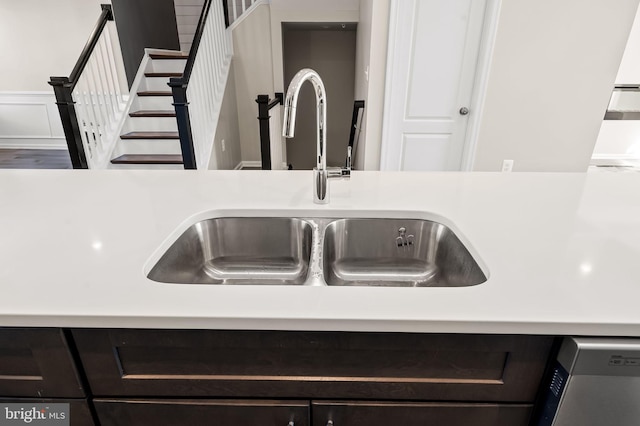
xmin=242 ymin=0 xmax=246 ymax=15
xmin=85 ymin=65 xmax=106 ymax=154
xmin=77 ymin=78 xmax=98 ymax=159
xmin=89 ymin=56 xmax=108 ymax=131
xmin=94 ymin=40 xmax=115 ymax=123
xmin=99 ymin=36 xmax=119 ymax=117
xmin=208 ymin=13 xmax=220 ymax=101
xmin=105 ymin=23 xmax=127 ymax=105
xmin=72 ymin=86 xmax=92 ymax=159
xmin=232 ymin=0 xmax=237 ymax=23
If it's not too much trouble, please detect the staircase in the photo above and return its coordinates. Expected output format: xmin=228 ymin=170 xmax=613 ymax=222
xmin=51 ymin=1 xmax=255 ymax=170
xmin=110 ymin=52 xmax=188 ymax=169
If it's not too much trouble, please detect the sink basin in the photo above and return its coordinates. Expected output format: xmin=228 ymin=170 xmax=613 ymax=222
xmin=148 ymin=218 xmax=313 ymax=285
xmin=322 ymin=218 xmax=486 ymax=287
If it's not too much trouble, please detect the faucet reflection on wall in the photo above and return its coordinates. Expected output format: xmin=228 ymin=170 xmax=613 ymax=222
xmin=282 ymin=68 xmax=351 ymax=204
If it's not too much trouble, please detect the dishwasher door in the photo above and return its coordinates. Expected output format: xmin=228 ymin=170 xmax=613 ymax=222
xmin=537 ymin=337 xmax=640 ymax=426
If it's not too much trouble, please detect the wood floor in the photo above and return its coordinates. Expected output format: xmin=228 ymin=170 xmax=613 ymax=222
xmin=0 ymin=149 xmax=72 ymax=169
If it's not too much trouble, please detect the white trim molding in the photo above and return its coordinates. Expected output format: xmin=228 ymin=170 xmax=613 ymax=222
xmin=591 ymin=153 xmax=640 ymax=161
xmin=460 ymin=0 xmax=502 ymax=171
xmin=0 ymin=91 xmax=66 ymax=149
xmin=236 ymin=160 xmax=287 ymax=170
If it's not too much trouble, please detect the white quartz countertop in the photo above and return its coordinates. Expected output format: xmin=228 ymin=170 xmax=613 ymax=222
xmin=1 ymin=170 xmax=640 ymax=336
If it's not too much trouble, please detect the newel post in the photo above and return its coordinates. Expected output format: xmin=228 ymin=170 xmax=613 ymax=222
xmin=48 ymin=77 xmax=88 ymax=169
xmin=169 ymin=77 xmax=197 ymax=170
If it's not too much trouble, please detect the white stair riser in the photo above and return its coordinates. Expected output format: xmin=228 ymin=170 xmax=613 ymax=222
xmin=109 ymin=163 xmax=184 ymax=170
xmin=151 ymin=59 xmax=187 ymax=73
xmin=134 ymin=96 xmax=175 ymax=111
xmin=142 ymin=77 xmax=174 ymax=92
xmin=114 ymin=139 xmax=182 ymax=156
xmin=123 ymin=116 xmax=178 ymax=132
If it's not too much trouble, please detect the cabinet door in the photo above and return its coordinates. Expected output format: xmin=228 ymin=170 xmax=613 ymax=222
xmin=71 ymin=329 xmax=552 ymax=402
xmin=312 ymin=401 xmax=532 ymax=426
xmin=0 ymin=398 xmax=94 ymax=426
xmin=94 ymin=399 xmax=309 ymax=426
xmin=0 ymin=328 xmax=84 ymax=398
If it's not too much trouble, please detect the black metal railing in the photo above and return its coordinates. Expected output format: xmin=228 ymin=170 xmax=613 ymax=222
xmin=48 ymin=5 xmax=113 ymax=169
xmin=168 ymin=0 xmax=217 ymax=170
xmin=255 ymin=93 xmax=284 ymax=170
xmin=348 ymin=100 xmax=365 ymax=168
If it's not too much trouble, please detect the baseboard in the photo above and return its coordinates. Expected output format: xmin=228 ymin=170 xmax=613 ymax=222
xmin=0 ymin=138 xmax=66 ymax=150
xmin=236 ymin=160 xmax=288 ymax=170
xmin=591 ymin=154 xmax=640 ymax=161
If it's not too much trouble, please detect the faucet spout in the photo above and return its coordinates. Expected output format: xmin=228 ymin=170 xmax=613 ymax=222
xmin=283 ymin=68 xmax=348 ymax=204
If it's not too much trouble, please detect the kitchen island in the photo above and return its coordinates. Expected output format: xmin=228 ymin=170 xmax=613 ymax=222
xmin=0 ymin=170 xmax=638 ymax=335
xmin=2 ymin=170 xmax=640 ymax=425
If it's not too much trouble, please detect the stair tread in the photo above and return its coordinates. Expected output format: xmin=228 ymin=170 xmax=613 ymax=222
xmin=111 ymin=154 xmax=183 ymax=165
xmin=129 ymin=110 xmax=177 ymax=118
xmin=149 ymin=52 xmax=189 ymax=60
xmin=121 ymin=131 xmax=179 ymax=139
xmin=145 ymin=72 xmax=183 ymax=77
xmin=137 ymin=91 xmax=172 ymax=97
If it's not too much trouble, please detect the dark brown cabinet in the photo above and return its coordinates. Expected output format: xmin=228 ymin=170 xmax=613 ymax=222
xmin=0 ymin=328 xmax=555 ymax=425
xmin=0 ymin=328 xmax=85 ymax=398
xmin=0 ymin=329 xmax=93 ymax=425
xmin=94 ymin=399 xmax=309 ymax=426
xmin=312 ymin=401 xmax=533 ymax=426
xmin=71 ymin=329 xmax=553 ymax=403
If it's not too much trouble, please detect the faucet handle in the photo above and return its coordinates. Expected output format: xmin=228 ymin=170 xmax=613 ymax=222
xmin=346 ymin=146 xmax=352 ymax=170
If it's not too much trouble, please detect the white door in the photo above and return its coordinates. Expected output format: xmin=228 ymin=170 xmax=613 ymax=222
xmin=381 ymin=0 xmax=487 ymax=171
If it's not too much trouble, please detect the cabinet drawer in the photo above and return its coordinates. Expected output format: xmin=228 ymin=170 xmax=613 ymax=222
xmin=72 ymin=329 xmax=552 ymax=401
xmin=0 ymin=329 xmax=85 ymax=398
xmin=0 ymin=398 xmax=94 ymax=426
xmin=94 ymin=399 xmax=309 ymax=426
xmin=312 ymin=401 xmax=533 ymax=426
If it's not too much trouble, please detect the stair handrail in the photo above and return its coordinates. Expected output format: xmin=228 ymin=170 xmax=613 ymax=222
xmin=168 ymin=0 xmax=214 ymax=169
xmin=169 ymin=0 xmax=233 ymax=169
xmin=49 ymin=4 xmax=128 ymax=169
xmin=69 ymin=5 xmax=114 ymax=85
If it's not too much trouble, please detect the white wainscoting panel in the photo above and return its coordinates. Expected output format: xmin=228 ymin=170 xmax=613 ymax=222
xmin=0 ymin=92 xmax=65 ymax=149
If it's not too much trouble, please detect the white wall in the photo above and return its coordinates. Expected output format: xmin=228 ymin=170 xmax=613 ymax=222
xmin=231 ymin=4 xmax=275 ymax=163
xmin=0 ymin=0 xmax=109 ymax=149
xmin=616 ymin=4 xmax=640 ymax=85
xmin=354 ymin=0 xmax=389 ymax=171
xmin=269 ymin=0 xmax=359 ymax=167
xmin=270 ymin=0 xmax=359 ymax=96
xmin=174 ymin=0 xmax=205 ymax=53
xmin=0 ymin=0 xmax=110 ymax=92
xmin=592 ymin=4 xmax=640 ymax=159
xmin=473 ymin=0 xmax=640 ymax=172
xmin=211 ymin=62 xmax=242 ymax=169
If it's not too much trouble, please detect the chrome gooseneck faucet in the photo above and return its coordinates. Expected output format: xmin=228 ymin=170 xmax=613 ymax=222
xmin=283 ymin=68 xmax=350 ymax=204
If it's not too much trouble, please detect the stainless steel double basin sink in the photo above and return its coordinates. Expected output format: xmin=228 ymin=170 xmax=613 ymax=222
xmin=147 ymin=217 xmax=487 ymax=287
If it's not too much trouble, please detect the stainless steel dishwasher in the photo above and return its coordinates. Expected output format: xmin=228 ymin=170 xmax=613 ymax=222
xmin=536 ymin=337 xmax=640 ymax=425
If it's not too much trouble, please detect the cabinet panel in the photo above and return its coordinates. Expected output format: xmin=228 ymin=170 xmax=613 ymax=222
xmin=0 ymin=398 xmax=94 ymax=426
xmin=312 ymin=401 xmax=532 ymax=426
xmin=94 ymin=399 xmax=309 ymax=426
xmin=72 ymin=329 xmax=552 ymax=401
xmin=0 ymin=329 xmax=85 ymax=398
